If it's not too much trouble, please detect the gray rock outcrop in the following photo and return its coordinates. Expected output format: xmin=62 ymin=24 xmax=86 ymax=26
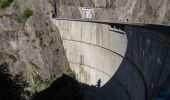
xmin=56 ymin=0 xmax=170 ymax=24
xmin=0 ymin=0 xmax=69 ymax=98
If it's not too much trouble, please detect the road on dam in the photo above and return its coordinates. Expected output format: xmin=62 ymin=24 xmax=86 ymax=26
xmin=52 ymin=19 xmax=170 ymax=100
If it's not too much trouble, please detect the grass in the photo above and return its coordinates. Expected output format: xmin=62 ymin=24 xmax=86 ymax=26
xmin=0 ymin=0 xmax=14 ymax=9
xmin=44 ymin=75 xmax=57 ymax=86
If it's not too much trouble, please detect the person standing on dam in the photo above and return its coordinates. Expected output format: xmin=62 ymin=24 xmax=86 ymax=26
xmin=96 ymin=79 xmax=101 ymax=88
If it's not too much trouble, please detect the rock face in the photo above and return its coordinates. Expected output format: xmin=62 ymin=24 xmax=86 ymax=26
xmin=55 ymin=0 xmax=170 ymax=24
xmin=0 ymin=0 xmax=69 ymax=98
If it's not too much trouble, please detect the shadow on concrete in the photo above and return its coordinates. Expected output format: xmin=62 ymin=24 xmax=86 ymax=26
xmin=33 ymin=25 xmax=170 ymax=100
xmin=95 ymin=25 xmax=170 ymax=100
xmin=156 ymin=76 xmax=170 ymax=100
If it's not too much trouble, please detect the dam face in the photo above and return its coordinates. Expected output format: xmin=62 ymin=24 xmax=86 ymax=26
xmin=54 ymin=20 xmax=127 ymax=86
xmin=53 ymin=20 xmax=170 ymax=100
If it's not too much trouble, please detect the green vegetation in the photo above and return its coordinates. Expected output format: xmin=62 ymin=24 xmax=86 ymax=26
xmin=33 ymin=74 xmax=57 ymax=86
xmin=80 ymin=2 xmax=84 ymax=7
xmin=0 ymin=0 xmax=14 ymax=9
xmin=33 ymin=74 xmax=57 ymax=91
xmin=22 ymin=8 xmax=33 ymax=19
xmin=66 ymin=68 xmax=76 ymax=78
xmin=17 ymin=8 xmax=33 ymax=23
xmin=33 ymin=74 xmax=43 ymax=86
xmin=44 ymin=75 xmax=57 ymax=86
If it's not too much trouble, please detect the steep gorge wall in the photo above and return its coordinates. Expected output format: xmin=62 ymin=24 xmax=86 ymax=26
xmin=0 ymin=0 xmax=69 ymax=97
xmin=55 ymin=0 xmax=170 ymax=24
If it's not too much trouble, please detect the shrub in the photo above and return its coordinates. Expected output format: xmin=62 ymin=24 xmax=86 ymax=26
xmin=33 ymin=75 xmax=43 ymax=86
xmin=66 ymin=68 xmax=76 ymax=78
xmin=17 ymin=8 xmax=33 ymax=23
xmin=44 ymin=75 xmax=57 ymax=86
xmin=0 ymin=0 xmax=14 ymax=9
xmin=33 ymin=74 xmax=57 ymax=91
xmin=22 ymin=8 xmax=33 ymax=20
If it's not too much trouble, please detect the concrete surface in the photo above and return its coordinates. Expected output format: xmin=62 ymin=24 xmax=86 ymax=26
xmin=53 ymin=20 xmax=127 ymax=86
xmin=52 ymin=19 xmax=170 ymax=100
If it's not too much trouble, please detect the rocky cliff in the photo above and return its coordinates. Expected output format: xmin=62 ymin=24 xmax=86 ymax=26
xmin=0 ymin=0 xmax=69 ymax=99
xmin=56 ymin=0 xmax=170 ymax=24
xmin=0 ymin=0 xmax=170 ymax=99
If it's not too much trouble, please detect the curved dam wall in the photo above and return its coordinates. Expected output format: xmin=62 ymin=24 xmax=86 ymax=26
xmin=53 ymin=19 xmax=170 ymax=100
xmin=53 ymin=20 xmax=127 ymax=86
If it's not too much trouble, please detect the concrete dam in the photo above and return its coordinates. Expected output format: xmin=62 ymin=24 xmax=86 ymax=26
xmin=53 ymin=19 xmax=170 ymax=100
